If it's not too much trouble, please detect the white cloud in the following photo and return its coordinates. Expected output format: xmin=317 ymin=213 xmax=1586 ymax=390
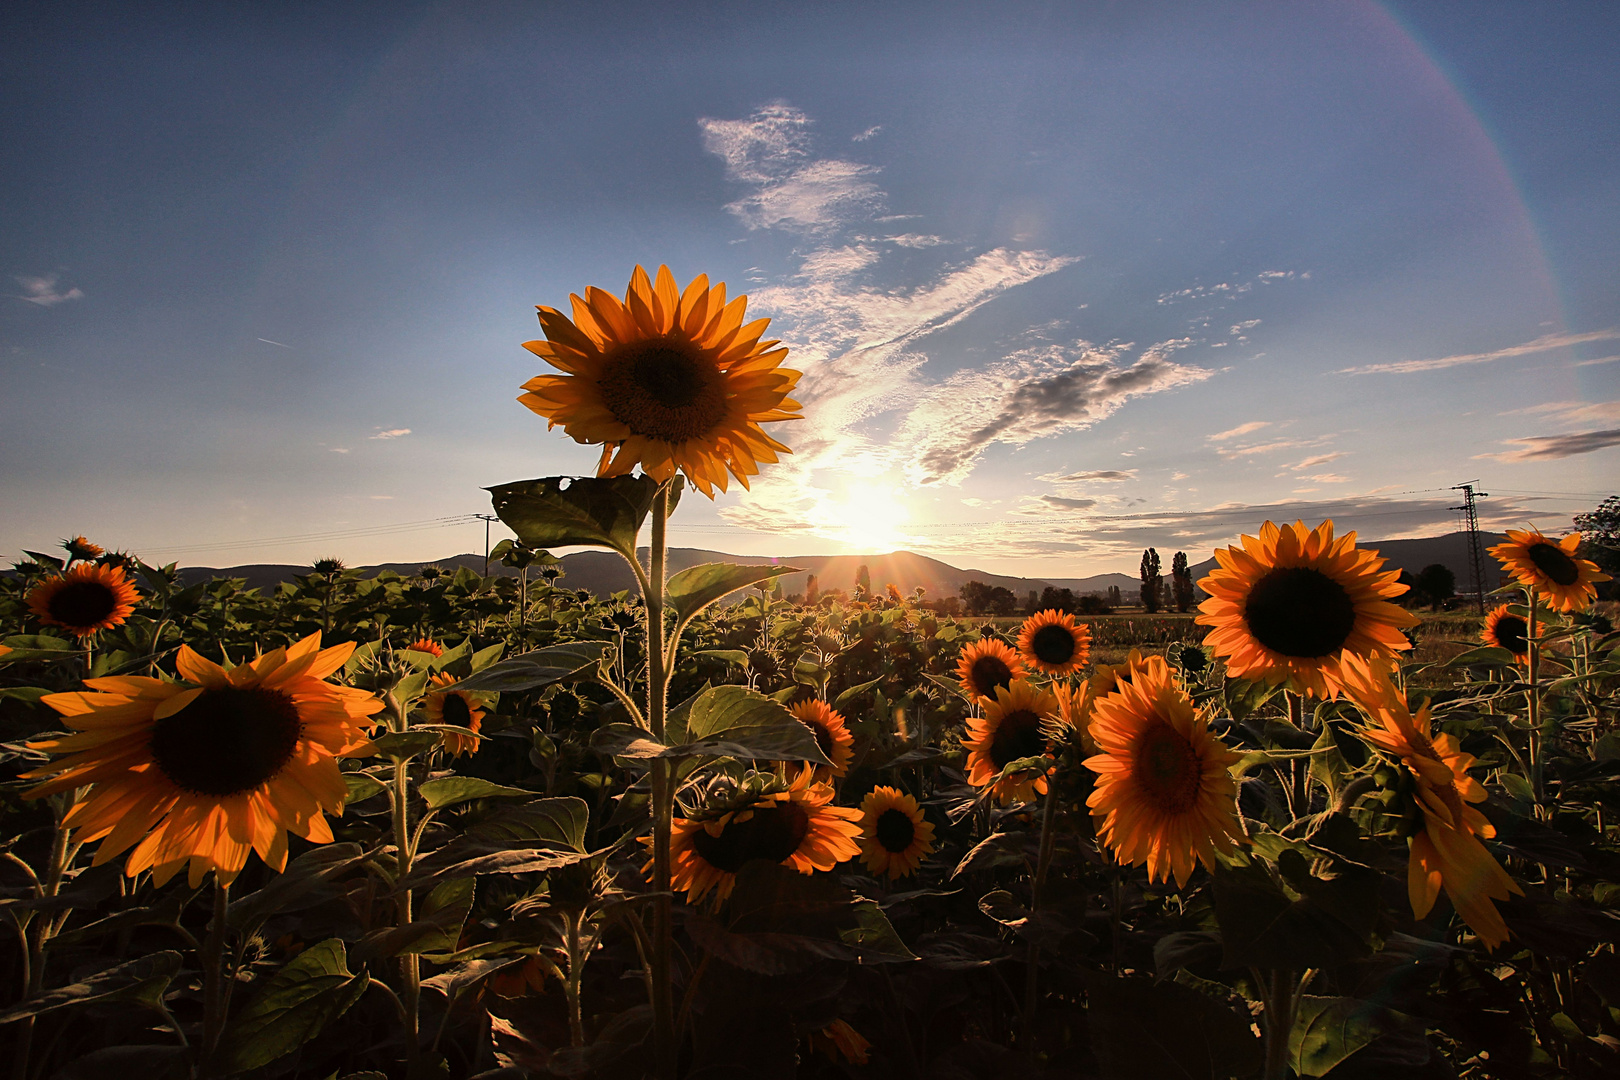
xmin=1218 ymin=438 xmax=1323 ymax=459
xmin=370 ymin=428 xmax=411 ymax=440
xmin=1501 ymin=400 xmax=1620 ymax=425
xmin=1575 ymin=354 xmax=1619 ymax=368
xmin=1285 ymin=451 xmax=1347 ymax=471
xmin=14 ymin=274 xmax=83 ymax=306
xmin=329 ymin=447 xmax=351 ymax=454
xmin=852 ymin=125 xmax=882 ymax=142
xmin=1478 ymin=428 xmax=1620 ymax=462
xmin=1230 ymin=319 xmax=1261 ymax=334
xmin=1304 ymin=473 xmax=1351 ymax=483
xmin=1339 ymin=328 xmax=1620 ymax=376
xmin=1157 ymin=271 xmax=1301 ymax=306
xmin=700 ymin=104 xmax=882 ymax=232
xmin=1208 ymin=420 xmax=1269 ymax=442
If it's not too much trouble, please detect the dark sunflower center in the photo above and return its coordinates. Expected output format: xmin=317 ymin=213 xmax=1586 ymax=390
xmin=1243 ymin=567 xmax=1356 ymax=658
xmin=970 ymin=655 xmax=1014 ymax=697
xmin=1527 ymin=542 xmax=1580 ymax=586
xmin=875 ymin=808 xmax=916 ymax=853
xmin=598 ymin=343 xmax=728 ymax=443
xmin=1134 ymin=724 xmax=1202 ymax=814
xmin=1030 ymin=624 xmax=1076 ymax=666
xmin=690 ymin=803 xmax=811 ymax=873
xmin=150 ymin=686 xmax=303 ymax=796
xmin=439 ymin=693 xmax=473 ymax=728
xmin=1491 ymin=615 xmax=1529 ymax=655
xmin=989 ymin=709 xmax=1045 ymax=769
xmin=47 ymin=581 xmax=118 ymax=628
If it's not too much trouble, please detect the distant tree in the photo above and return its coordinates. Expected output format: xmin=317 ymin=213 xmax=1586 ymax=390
xmin=1039 ymin=586 xmax=1078 ymax=613
xmin=1078 ymin=594 xmax=1113 ymax=615
xmin=940 ymin=596 xmax=961 ymax=617
xmin=960 ymin=580 xmax=994 ymax=614
xmin=804 ymin=574 xmax=819 ymax=605
xmin=1574 ymin=495 xmax=1620 ymax=599
xmin=1140 ymin=548 xmax=1163 ymax=613
xmin=1108 ymin=585 xmax=1122 ymax=606
xmin=1171 ymin=552 xmax=1194 ymax=613
xmin=988 ymin=586 xmax=1019 ymax=617
xmin=1415 ymin=563 xmax=1456 ymax=611
xmin=855 ymin=564 xmax=871 ymax=596
xmin=1023 ymin=589 xmax=1039 ymax=615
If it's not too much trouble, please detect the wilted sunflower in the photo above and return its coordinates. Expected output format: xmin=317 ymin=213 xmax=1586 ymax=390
xmin=62 ymin=535 xmax=104 ymax=561
xmin=964 ymin=679 xmax=1058 ymax=804
xmin=405 ymin=637 xmax=444 ymax=658
xmin=1489 ymin=528 xmax=1610 ymax=613
xmin=1196 ymin=519 xmax=1418 ymax=698
xmin=424 ymin=672 xmax=485 ymax=757
xmin=809 ymin=1020 xmax=871 ymax=1065
xmin=858 ymin=785 xmax=935 ymax=879
xmin=788 ymin=698 xmax=854 ymax=780
xmin=955 ymin=637 xmax=1026 ymax=703
xmin=1084 ymin=660 xmax=1244 ymax=888
xmin=23 ymin=633 xmax=381 ymax=888
xmin=665 ymin=767 xmax=861 ymax=904
xmin=26 ymin=562 xmax=140 ymax=638
xmin=519 ymin=264 xmax=802 ymax=497
xmin=1481 ymin=604 xmax=1530 ymax=661
xmin=1016 ymin=609 xmax=1091 ymax=677
xmin=1340 ymin=654 xmax=1521 ymax=947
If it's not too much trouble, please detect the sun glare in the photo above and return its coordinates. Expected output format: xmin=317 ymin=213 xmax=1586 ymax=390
xmin=825 ymin=481 xmax=910 ymax=552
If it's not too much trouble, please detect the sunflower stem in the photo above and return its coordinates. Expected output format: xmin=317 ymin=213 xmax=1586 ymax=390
xmin=644 ymin=482 xmax=676 ymax=1080
xmin=1287 ymin=692 xmax=1307 ymax=821
xmin=199 ymin=880 xmax=232 ymax=1074
xmin=1525 ymin=590 xmax=1545 ymax=812
xmin=1259 ymin=966 xmax=1298 ymax=1080
xmin=10 ymin=801 xmax=72 ymax=1080
xmin=391 ymin=747 xmax=422 ymax=1073
xmin=1020 ymin=776 xmax=1061 ymax=1053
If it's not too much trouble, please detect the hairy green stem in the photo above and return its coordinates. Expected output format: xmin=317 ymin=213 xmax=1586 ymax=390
xmin=1526 ymin=591 xmax=1545 ymax=811
xmin=393 ymin=750 xmax=421 ymax=1073
xmin=199 ymin=880 xmax=232 ymax=1074
xmin=1020 ymin=776 xmax=1061 ymax=1053
xmin=645 ymin=484 xmax=675 ymax=1080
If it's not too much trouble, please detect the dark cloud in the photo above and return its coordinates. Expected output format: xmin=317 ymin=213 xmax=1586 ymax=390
xmin=1046 ymin=469 xmax=1136 ymax=482
xmin=1485 ymin=428 xmax=1620 ymax=461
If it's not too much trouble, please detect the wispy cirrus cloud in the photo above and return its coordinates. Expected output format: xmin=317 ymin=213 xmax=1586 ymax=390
xmin=1478 ymin=428 xmax=1620 ymax=462
xmin=1041 ymin=469 xmax=1138 ymax=483
xmin=1285 ymin=451 xmax=1348 ymax=471
xmin=370 ymin=428 xmax=411 ymax=440
xmin=1208 ymin=420 xmax=1269 ymax=442
xmin=14 ymin=274 xmax=83 ymax=306
xmin=1339 ymin=328 xmax=1620 ymax=376
xmin=1502 ymin=399 xmax=1620 ymax=425
xmin=699 ymin=104 xmax=883 ymax=233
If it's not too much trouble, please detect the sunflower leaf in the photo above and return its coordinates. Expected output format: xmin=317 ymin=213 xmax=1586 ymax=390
xmin=1290 ymin=996 xmax=1426 ymax=1077
xmin=403 ymin=797 xmax=592 ymax=887
xmin=448 ymin=641 xmax=612 ymax=692
xmin=221 ymin=938 xmax=368 ymax=1073
xmin=419 ymin=776 xmax=535 ymax=811
xmin=488 ymin=474 xmax=670 ymax=562
xmin=0 ymin=951 xmax=182 ymax=1023
xmin=356 ymin=878 xmax=475 ymax=959
xmin=227 ymin=844 xmax=367 ymax=931
xmin=1444 ymin=645 xmax=1520 ymax=669
xmin=667 ymin=563 xmax=803 ymax=628
xmin=343 ymin=773 xmax=387 ymax=803
xmin=678 ymin=684 xmax=830 ymax=765
xmin=367 ymin=730 xmax=442 ymax=760
xmin=1083 ymin=972 xmax=1263 ymax=1080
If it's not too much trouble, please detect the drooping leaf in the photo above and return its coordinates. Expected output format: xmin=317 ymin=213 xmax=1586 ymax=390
xmin=1290 ymin=996 xmax=1427 ymax=1077
xmin=420 ymin=954 xmax=530 ymax=1004
xmin=356 ymin=878 xmax=474 ymax=959
xmin=488 ymin=474 xmax=677 ymax=561
xmin=1084 ymin=972 xmax=1262 ymax=1080
xmin=418 ymin=776 xmax=535 ymax=810
xmin=1444 ymin=645 xmax=1521 ymax=669
xmin=222 ymin=938 xmax=368 ymax=1073
xmin=403 ymin=797 xmax=590 ymax=887
xmin=227 ymin=844 xmax=367 ymax=931
xmin=667 ymin=563 xmax=802 ymax=627
xmin=447 ymin=641 xmax=612 ymax=693
xmin=0 ymin=951 xmax=182 ymax=1023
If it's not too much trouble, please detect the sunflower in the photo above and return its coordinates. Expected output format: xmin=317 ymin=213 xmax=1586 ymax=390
xmin=955 ymin=637 xmax=1026 ymax=703
xmin=62 ymin=535 xmax=104 ymax=561
xmin=518 ymin=264 xmax=802 ymax=497
xmin=23 ymin=633 xmax=381 ymax=888
xmin=1057 ymin=650 xmax=1170 ymax=745
xmin=1340 ymin=654 xmax=1521 ymax=947
xmin=788 ymin=698 xmax=854 ymax=780
xmin=405 ymin=637 xmax=444 ymax=658
xmin=1488 ymin=528 xmax=1610 ymax=613
xmin=809 ymin=1019 xmax=871 ymax=1065
xmin=424 ymin=673 xmax=485 ymax=757
xmin=1481 ymin=605 xmax=1530 ymax=661
xmin=964 ymin=679 xmax=1058 ymax=804
xmin=858 ymin=785 xmax=935 ymax=879
xmin=26 ymin=562 xmax=140 ymax=639
xmin=1016 ymin=609 xmax=1092 ymax=677
xmin=1195 ymin=519 xmax=1418 ymax=698
xmin=665 ymin=768 xmax=861 ymax=905
xmin=1084 ymin=660 xmax=1244 ymax=887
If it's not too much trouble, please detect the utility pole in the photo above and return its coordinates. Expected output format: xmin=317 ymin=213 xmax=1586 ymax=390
xmin=475 ymin=514 xmax=499 ymax=576
xmin=1451 ymin=482 xmax=1489 ymax=614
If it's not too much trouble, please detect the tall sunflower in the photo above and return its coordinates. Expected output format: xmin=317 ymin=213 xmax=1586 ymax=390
xmin=1196 ymin=519 xmax=1418 ymax=698
xmin=423 ymin=672 xmax=486 ymax=757
xmin=788 ymin=698 xmax=854 ymax=780
xmin=858 ymin=786 xmax=936 ymax=879
xmin=25 ymin=562 xmax=140 ymax=638
xmin=1340 ymin=654 xmax=1521 ymax=947
xmin=23 ymin=633 xmax=382 ymax=887
xmin=1481 ymin=605 xmax=1530 ymax=662
xmin=665 ymin=768 xmax=861 ymax=904
xmin=1084 ymin=660 xmax=1244 ymax=887
xmin=1489 ymin=529 xmax=1610 ymax=613
xmin=1016 ymin=609 xmax=1091 ymax=677
xmin=518 ymin=264 xmax=802 ymax=497
xmin=955 ymin=637 xmax=1026 ymax=704
xmin=963 ymin=679 xmax=1058 ymax=804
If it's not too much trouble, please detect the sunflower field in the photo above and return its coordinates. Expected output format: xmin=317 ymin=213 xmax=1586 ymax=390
xmin=2 ymin=266 xmax=1619 ymax=1080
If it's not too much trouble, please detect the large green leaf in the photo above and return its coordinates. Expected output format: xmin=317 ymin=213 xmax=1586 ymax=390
xmin=222 ymin=938 xmax=368 ymax=1073
xmin=1444 ymin=645 xmax=1521 ymax=669
xmin=1084 ymin=973 xmax=1262 ymax=1080
xmin=418 ymin=776 xmax=535 ymax=810
xmin=646 ymin=684 xmax=831 ymax=764
xmin=1290 ymin=996 xmax=1424 ymax=1077
xmin=403 ymin=797 xmax=591 ymax=887
xmin=448 ymin=641 xmax=612 ymax=692
xmin=0 ymin=951 xmax=182 ymax=1022
xmin=356 ymin=878 xmax=474 ymax=959
xmin=1213 ymin=849 xmax=1380 ymax=970
xmin=228 ymin=844 xmax=367 ymax=930
xmin=1224 ymin=676 xmax=1282 ymax=722
xmin=667 ymin=563 xmax=802 ymax=627
xmin=488 ymin=474 xmax=680 ymax=561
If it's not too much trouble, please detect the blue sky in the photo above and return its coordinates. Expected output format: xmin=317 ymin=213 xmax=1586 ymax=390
xmin=3 ymin=1 xmax=1616 ymax=577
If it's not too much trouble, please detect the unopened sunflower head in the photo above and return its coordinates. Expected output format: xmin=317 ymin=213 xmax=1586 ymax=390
xmin=519 ymin=264 xmax=802 ymax=498
xmin=61 ymin=535 xmax=104 ymax=561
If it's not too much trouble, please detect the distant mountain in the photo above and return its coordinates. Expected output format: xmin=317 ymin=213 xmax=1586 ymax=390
xmin=175 ymin=530 xmax=1510 ymax=602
